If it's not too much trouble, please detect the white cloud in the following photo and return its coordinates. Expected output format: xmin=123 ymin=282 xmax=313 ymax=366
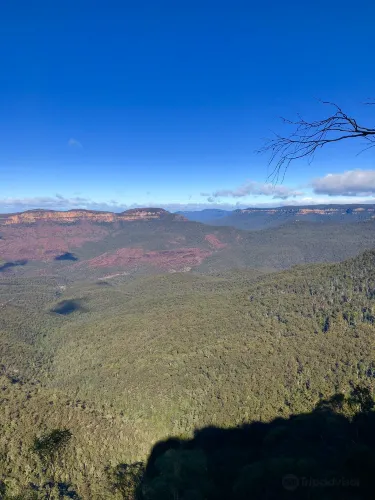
xmin=312 ymin=169 xmax=375 ymax=196
xmin=0 ymin=196 xmax=127 ymax=213
xmin=2 ymin=193 xmax=375 ymax=215
xmin=0 ymin=196 xmax=253 ymax=214
xmin=209 ymin=181 xmax=304 ymax=200
xmin=68 ymin=138 xmax=83 ymax=149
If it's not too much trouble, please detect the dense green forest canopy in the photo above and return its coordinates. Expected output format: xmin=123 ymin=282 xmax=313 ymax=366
xmin=1 ymin=247 xmax=375 ymax=497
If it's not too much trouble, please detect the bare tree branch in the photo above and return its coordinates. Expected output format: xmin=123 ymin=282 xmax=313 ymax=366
xmin=258 ymin=101 xmax=375 ymax=182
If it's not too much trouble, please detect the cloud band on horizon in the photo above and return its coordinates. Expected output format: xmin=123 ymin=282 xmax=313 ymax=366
xmin=203 ymin=180 xmax=304 ymax=201
xmin=312 ymin=169 xmax=375 ymax=196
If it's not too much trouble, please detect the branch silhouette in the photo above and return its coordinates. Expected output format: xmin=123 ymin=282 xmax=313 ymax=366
xmin=258 ymin=101 xmax=375 ymax=182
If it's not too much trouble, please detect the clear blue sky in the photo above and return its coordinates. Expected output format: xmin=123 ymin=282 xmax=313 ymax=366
xmin=1 ymin=1 xmax=375 ymax=212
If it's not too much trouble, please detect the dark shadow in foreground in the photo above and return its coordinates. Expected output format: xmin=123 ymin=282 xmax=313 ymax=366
xmin=109 ymin=387 xmax=375 ymax=499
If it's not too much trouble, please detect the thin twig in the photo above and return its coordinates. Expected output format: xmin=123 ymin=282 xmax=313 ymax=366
xmin=257 ymin=101 xmax=375 ymax=181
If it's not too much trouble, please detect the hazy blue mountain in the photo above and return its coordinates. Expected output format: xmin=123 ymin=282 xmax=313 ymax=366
xmin=178 ymin=204 xmax=375 ymax=230
xmin=176 ymin=209 xmax=232 ymax=223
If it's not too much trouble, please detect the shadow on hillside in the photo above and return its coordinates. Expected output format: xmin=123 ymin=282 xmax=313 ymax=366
xmin=96 ymin=280 xmax=112 ymax=286
xmin=51 ymin=299 xmax=86 ymax=315
xmin=0 ymin=259 xmax=28 ymax=272
xmin=54 ymin=252 xmax=79 ymax=261
xmin=108 ymin=387 xmax=375 ymax=499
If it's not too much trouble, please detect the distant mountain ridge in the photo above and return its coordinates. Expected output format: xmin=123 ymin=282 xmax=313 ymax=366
xmin=3 ymin=204 xmax=374 ymax=228
xmin=0 ymin=207 xmax=187 ymax=225
xmin=175 ymin=208 xmax=231 ymax=223
xmin=179 ymin=204 xmax=375 ymax=230
xmin=2 ymin=204 xmax=375 ymax=281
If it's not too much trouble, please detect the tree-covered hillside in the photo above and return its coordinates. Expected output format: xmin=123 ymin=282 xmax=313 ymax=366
xmin=1 ymin=249 xmax=375 ymax=497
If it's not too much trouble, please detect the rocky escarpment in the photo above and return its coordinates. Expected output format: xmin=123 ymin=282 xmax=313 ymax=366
xmin=0 ymin=208 xmax=187 ymax=225
xmin=0 ymin=208 xmax=215 ymax=270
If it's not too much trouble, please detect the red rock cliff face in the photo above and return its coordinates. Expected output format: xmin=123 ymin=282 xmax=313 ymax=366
xmin=204 ymin=234 xmax=227 ymax=249
xmin=0 ymin=223 xmax=110 ymax=261
xmin=0 ymin=208 xmax=187 ymax=225
xmin=0 ymin=209 xmax=190 ymax=263
xmin=76 ymin=247 xmax=213 ymax=271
